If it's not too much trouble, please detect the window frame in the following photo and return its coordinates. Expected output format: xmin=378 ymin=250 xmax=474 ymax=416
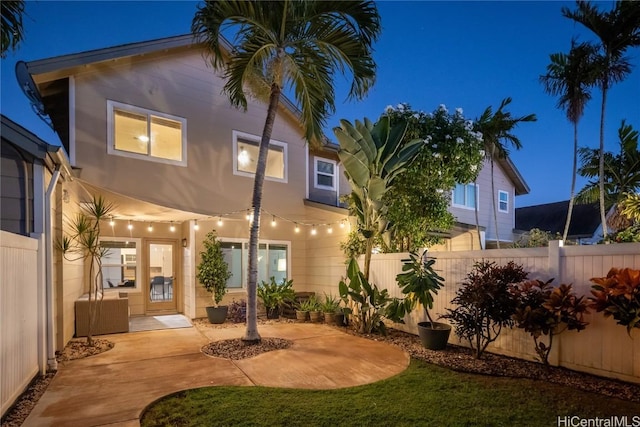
xmin=219 ymin=238 xmax=291 ymax=291
xmin=232 ymin=130 xmax=288 ymax=183
xmin=98 ymin=237 xmax=142 ymax=293
xmin=498 ymin=190 xmax=509 ymax=213
xmin=313 ymin=156 xmax=337 ymax=191
xmin=107 ymin=100 xmax=187 ymax=166
xmin=451 ymin=183 xmax=479 ymax=210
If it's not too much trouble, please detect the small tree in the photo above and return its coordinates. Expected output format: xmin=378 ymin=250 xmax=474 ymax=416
xmin=196 ymin=231 xmax=231 ymax=307
xmin=59 ymin=196 xmax=114 ymax=346
xmin=335 ymin=114 xmax=421 ymax=280
xmin=442 ymin=261 xmax=528 ymax=359
xmin=511 ymin=279 xmax=590 ymax=365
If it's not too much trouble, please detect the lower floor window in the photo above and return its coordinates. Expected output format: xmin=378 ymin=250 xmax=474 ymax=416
xmin=99 ymin=238 xmax=141 ymax=291
xmin=221 ymin=240 xmax=289 ymax=289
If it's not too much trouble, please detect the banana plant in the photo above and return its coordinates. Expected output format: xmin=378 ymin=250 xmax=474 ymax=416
xmin=334 ymin=115 xmax=421 ymax=279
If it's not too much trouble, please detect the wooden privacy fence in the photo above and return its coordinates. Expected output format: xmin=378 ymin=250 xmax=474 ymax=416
xmin=1 ymin=231 xmax=40 ymax=416
xmin=367 ymin=242 xmax=640 ymax=384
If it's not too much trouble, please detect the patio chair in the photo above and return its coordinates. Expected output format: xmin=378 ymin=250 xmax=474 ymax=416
xmin=150 ymin=276 xmax=165 ymax=300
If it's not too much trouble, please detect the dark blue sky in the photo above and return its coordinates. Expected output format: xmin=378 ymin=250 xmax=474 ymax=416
xmin=1 ymin=1 xmax=638 ymax=207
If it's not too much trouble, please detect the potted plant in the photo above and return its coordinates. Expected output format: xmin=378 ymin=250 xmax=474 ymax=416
xmin=388 ymin=250 xmax=450 ymax=350
xmin=258 ymin=277 xmax=295 ymax=319
xmin=296 ymin=298 xmax=314 ymax=323
xmin=196 ymin=231 xmax=232 ymax=324
xmin=590 ymin=267 xmax=640 ymax=334
xmin=307 ymin=295 xmax=322 ymax=323
xmin=321 ymin=293 xmax=340 ymax=324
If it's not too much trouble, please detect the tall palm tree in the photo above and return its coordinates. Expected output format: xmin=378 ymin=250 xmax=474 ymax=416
xmin=1 ymin=0 xmax=25 ymax=57
xmin=192 ymin=0 xmax=381 ymax=343
xmin=476 ymin=98 xmax=536 ymax=249
xmin=540 ymin=40 xmax=597 ymax=242
xmin=562 ymin=0 xmax=640 ymax=238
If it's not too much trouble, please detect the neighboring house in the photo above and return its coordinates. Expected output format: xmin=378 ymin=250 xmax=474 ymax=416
xmin=431 ymin=155 xmax=529 ymax=251
xmin=1 ymin=115 xmax=73 ymax=414
xmin=515 ymin=200 xmax=602 ymax=244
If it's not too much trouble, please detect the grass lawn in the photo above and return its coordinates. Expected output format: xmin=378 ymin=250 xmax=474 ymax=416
xmin=141 ymin=359 xmax=640 ymax=426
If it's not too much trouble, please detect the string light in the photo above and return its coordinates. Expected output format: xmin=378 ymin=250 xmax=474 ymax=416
xmin=147 ymin=223 xmax=153 ymax=232
xmin=109 ymin=216 xmax=115 ymax=227
xmin=340 ymin=219 xmax=345 ymax=228
xmin=327 ymin=224 xmax=333 ymax=234
xmin=194 ymin=220 xmax=199 ymax=231
xmin=311 ymin=225 xmax=317 ymax=236
xmin=246 ymin=210 xmax=251 ymax=221
xmin=271 ymin=215 xmax=277 ymax=227
xmin=217 ymin=217 xmax=223 ymax=227
xmin=170 ymin=221 xmax=176 ymax=232
xmin=127 ymin=220 xmax=133 ymax=230
xmin=294 ymin=223 xmax=300 ymax=233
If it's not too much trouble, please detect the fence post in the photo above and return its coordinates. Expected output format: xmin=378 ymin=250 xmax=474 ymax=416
xmin=547 ymin=240 xmax=564 ymax=366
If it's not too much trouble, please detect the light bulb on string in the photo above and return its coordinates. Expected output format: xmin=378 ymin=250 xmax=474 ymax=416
xmin=294 ymin=223 xmax=300 ymax=233
xmin=340 ymin=219 xmax=346 ymax=228
xmin=147 ymin=223 xmax=153 ymax=232
xmin=194 ymin=220 xmax=199 ymax=231
xmin=127 ymin=220 xmax=133 ymax=230
xmin=271 ymin=215 xmax=277 ymax=227
xmin=327 ymin=224 xmax=333 ymax=234
xmin=311 ymin=225 xmax=317 ymax=236
xmin=217 ymin=217 xmax=223 ymax=227
xmin=170 ymin=222 xmax=176 ymax=232
xmin=109 ymin=216 xmax=115 ymax=227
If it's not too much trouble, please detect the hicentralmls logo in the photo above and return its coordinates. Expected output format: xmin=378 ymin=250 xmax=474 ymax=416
xmin=557 ymin=416 xmax=640 ymax=427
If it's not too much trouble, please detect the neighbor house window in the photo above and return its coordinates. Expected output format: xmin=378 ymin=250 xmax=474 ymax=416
xmin=107 ymin=100 xmax=187 ymax=166
xmin=314 ymin=157 xmax=337 ymax=191
xmin=220 ymin=239 xmax=289 ymax=289
xmin=498 ymin=190 xmax=509 ymax=213
xmin=99 ymin=238 xmax=142 ymax=292
xmin=232 ymin=130 xmax=287 ymax=182
xmin=452 ymin=183 xmax=478 ymax=209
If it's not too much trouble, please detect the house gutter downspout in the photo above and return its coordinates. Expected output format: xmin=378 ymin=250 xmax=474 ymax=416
xmin=45 ymin=165 xmax=61 ymax=371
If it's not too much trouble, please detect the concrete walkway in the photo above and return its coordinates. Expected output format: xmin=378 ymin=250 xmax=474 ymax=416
xmin=23 ymin=323 xmax=409 ymax=427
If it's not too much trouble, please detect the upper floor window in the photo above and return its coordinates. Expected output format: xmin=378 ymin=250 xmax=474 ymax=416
xmin=232 ymin=130 xmax=287 ymax=182
xmin=107 ymin=100 xmax=187 ymax=166
xmin=452 ymin=183 xmax=478 ymax=210
xmin=314 ymin=157 xmax=337 ymax=191
xmin=498 ymin=190 xmax=509 ymax=213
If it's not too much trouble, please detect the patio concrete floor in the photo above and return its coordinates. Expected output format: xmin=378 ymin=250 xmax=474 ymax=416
xmin=23 ymin=323 xmax=410 ymax=427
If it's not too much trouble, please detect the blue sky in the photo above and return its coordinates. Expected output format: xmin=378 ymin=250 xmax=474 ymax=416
xmin=1 ymin=1 xmax=638 ymax=207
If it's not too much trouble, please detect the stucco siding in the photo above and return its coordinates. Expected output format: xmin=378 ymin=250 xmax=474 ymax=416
xmin=72 ymin=49 xmax=309 ymax=218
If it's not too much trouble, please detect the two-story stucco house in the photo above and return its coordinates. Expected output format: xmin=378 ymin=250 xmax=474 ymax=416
xmin=18 ymin=33 xmax=528 ymax=351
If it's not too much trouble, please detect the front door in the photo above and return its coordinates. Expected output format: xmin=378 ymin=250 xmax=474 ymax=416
xmin=146 ymin=240 xmax=178 ymax=313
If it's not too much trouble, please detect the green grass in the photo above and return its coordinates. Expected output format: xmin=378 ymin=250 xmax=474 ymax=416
xmin=141 ymin=360 xmax=640 ymax=427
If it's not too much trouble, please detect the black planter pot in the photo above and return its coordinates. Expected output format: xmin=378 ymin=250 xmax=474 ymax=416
xmin=417 ymin=321 xmax=451 ymax=350
xmin=335 ymin=312 xmax=349 ymax=327
xmin=206 ymin=306 xmax=228 ymax=324
xmin=266 ymin=307 xmax=280 ymax=319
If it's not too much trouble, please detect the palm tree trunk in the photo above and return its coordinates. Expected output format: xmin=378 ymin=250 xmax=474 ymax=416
xmin=563 ymin=122 xmax=579 ymax=242
xmin=474 ymin=178 xmax=482 ymax=249
xmin=598 ymin=82 xmax=609 ymax=239
xmin=490 ymin=154 xmax=501 ymax=249
xmin=243 ymin=83 xmax=281 ymax=344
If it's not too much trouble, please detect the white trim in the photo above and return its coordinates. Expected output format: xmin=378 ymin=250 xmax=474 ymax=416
xmin=498 ymin=190 xmax=509 ymax=213
xmin=98 ymin=237 xmax=143 ymax=293
xmin=305 ymin=145 xmax=309 ymax=199
xmin=451 ymin=183 xmax=479 ymax=211
xmin=106 ymin=100 xmax=187 ymax=167
xmin=68 ymin=76 xmax=76 ymax=167
xmin=232 ymin=130 xmax=288 ymax=183
xmin=336 ymin=162 xmax=341 ymax=206
xmin=313 ymin=156 xmax=337 ymax=191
